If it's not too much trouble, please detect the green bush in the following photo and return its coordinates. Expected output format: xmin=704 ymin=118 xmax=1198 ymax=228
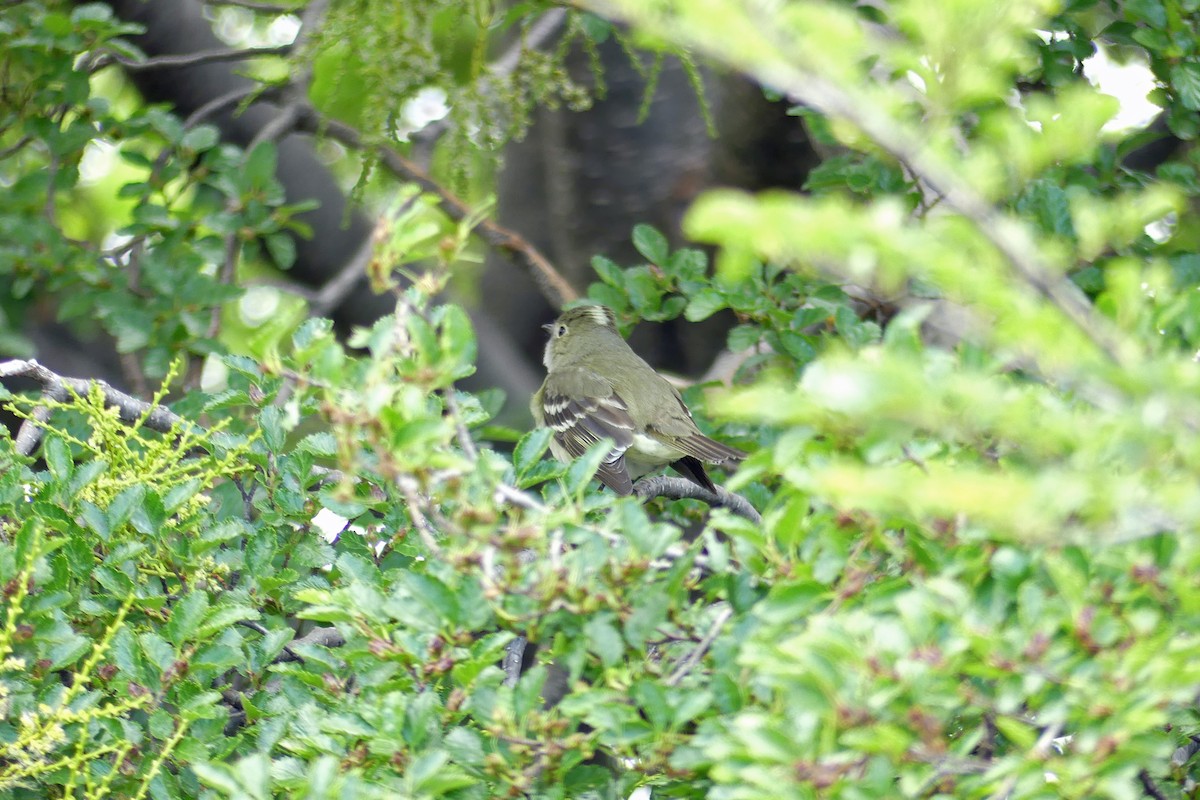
xmin=2 ymin=0 xmax=1200 ymax=798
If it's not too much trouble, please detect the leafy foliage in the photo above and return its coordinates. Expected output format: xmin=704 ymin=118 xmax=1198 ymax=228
xmin=2 ymin=0 xmax=1200 ymax=799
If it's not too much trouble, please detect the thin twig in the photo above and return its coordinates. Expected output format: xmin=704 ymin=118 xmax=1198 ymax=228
xmin=494 ymin=483 xmax=546 ymax=512
xmin=93 ymin=45 xmax=291 ymax=73
xmin=203 ymin=0 xmax=300 ymax=11
xmin=182 ymin=85 xmax=264 ymax=130
xmin=236 ymin=619 xmax=301 ymax=663
xmin=666 ymin=604 xmax=731 ymax=686
xmin=291 ymin=0 xmax=329 ymax=96
xmin=633 ymin=475 xmax=761 ymax=523
xmin=247 ymin=103 xmax=300 ymax=149
xmin=442 ymin=387 xmax=478 ymax=461
xmin=292 ymin=105 xmax=579 ymax=308
xmin=309 ymin=232 xmax=375 ymax=315
xmin=0 ymin=134 xmax=32 ymax=160
xmin=396 ymin=475 xmax=442 ymax=555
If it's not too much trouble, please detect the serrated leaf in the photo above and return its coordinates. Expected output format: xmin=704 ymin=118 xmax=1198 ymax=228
xmin=1172 ymin=62 xmax=1200 ymax=110
xmin=297 ymin=431 xmax=337 ymax=457
xmin=43 ymin=436 xmax=72 ymax=482
xmin=259 ymin=405 xmax=285 ymax=452
xmin=197 ymin=604 xmax=259 ymax=639
xmin=514 ymin=427 xmax=553 ymax=474
xmin=165 ymin=591 xmax=210 ymax=645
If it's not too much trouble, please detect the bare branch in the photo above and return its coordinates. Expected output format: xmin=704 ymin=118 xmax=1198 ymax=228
xmin=633 ymin=475 xmax=760 ymax=523
xmin=93 ymin=45 xmax=291 ymax=72
xmin=0 ymin=359 xmax=192 ymax=455
xmin=181 ymin=85 xmax=264 ymax=130
xmin=292 ymin=105 xmax=579 ymax=308
xmin=203 ymin=0 xmax=301 ymax=12
xmin=14 ymin=386 xmax=67 ymax=456
xmin=0 ymin=134 xmax=32 ymax=160
xmin=309 ymin=232 xmax=375 ymax=316
xmin=503 ymin=636 xmax=527 ymax=687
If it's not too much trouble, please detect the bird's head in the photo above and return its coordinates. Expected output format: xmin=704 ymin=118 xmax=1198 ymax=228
xmin=541 ymin=304 xmax=620 ymax=370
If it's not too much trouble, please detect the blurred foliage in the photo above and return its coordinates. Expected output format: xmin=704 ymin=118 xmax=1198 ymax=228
xmin=0 ymin=0 xmax=1199 ymax=799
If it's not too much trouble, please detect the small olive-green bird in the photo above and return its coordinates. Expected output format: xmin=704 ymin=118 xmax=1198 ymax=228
xmin=531 ymin=305 xmax=745 ymax=495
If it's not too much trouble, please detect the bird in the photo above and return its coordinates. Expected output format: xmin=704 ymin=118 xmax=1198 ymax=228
xmin=530 ymin=304 xmax=745 ymax=496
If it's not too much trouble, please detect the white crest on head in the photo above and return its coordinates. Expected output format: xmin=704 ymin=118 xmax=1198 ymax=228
xmin=583 ymin=305 xmax=614 ymax=328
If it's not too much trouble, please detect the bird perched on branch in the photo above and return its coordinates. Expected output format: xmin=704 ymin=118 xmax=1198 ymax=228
xmin=531 ymin=304 xmax=745 ymax=496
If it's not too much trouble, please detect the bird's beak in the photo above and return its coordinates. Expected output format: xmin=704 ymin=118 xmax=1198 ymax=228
xmin=541 ymin=323 xmax=555 ymax=333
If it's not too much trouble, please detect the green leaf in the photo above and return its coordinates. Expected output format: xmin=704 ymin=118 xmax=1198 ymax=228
xmin=165 ymin=591 xmax=210 ymax=645
xmin=259 ymin=406 xmax=286 ymax=452
xmin=685 ymin=289 xmax=726 ymax=321
xmin=1172 ymin=62 xmax=1200 ymax=110
xmin=264 ymin=232 xmax=296 ymax=269
xmin=727 ymin=323 xmax=760 ymax=351
xmin=993 ymin=716 xmax=1037 ymax=749
xmin=43 ymin=436 xmax=72 ymax=482
xmin=584 ymin=613 xmax=624 ymax=667
xmin=48 ymin=631 xmax=91 ymax=670
xmin=666 ymin=248 xmax=708 ymax=283
xmin=624 ymin=267 xmax=661 ymax=314
xmin=180 ymin=125 xmax=219 ymax=152
xmin=565 ymin=439 xmax=614 ymax=496
xmin=197 ymin=604 xmax=259 ymax=639
xmin=241 ymin=141 xmax=278 ymax=195
xmin=632 ymin=223 xmax=669 ymax=263
xmin=591 ymin=255 xmax=625 ymax=287
xmin=514 ymin=427 xmax=553 ymax=474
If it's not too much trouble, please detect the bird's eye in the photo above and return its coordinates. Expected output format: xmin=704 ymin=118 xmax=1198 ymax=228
xmin=557 ymin=325 xmax=567 ymax=337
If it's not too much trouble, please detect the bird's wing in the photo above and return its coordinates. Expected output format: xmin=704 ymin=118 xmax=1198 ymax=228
xmin=644 ymin=388 xmax=747 ymax=466
xmin=539 ymin=367 xmax=636 ymax=495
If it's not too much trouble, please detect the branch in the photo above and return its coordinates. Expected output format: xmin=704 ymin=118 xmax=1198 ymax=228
xmin=93 ymin=44 xmax=291 ymax=72
xmin=290 ymin=626 xmax=345 ymax=650
xmin=203 ymin=0 xmax=300 ymax=11
xmin=292 ymin=105 xmax=579 ymax=309
xmin=1138 ymin=769 xmax=1168 ymax=800
xmin=237 ymin=619 xmax=302 ymax=663
xmin=503 ymin=636 xmax=527 ymax=687
xmin=666 ymin=604 xmax=731 ymax=686
xmin=633 ymin=475 xmax=760 ymax=523
xmin=0 ymin=359 xmax=191 ymax=456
